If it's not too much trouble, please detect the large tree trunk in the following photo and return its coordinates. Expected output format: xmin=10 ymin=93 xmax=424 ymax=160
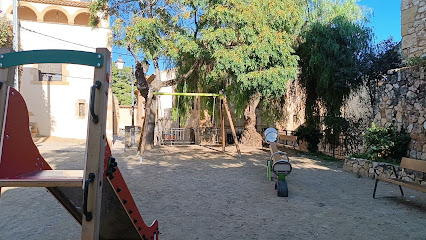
xmin=143 ymin=95 xmax=157 ymax=150
xmin=240 ymin=92 xmax=262 ymax=147
xmin=140 ymin=59 xmax=163 ymax=151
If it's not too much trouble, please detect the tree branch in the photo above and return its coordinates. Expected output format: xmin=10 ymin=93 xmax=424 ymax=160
xmin=161 ymin=59 xmax=204 ymax=87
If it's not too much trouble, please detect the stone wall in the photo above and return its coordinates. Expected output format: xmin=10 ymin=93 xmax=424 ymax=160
xmin=276 ymin=79 xmax=306 ymax=131
xmin=373 ymin=67 xmax=426 ymax=160
xmin=343 ymin=157 xmax=426 ymax=186
xmin=401 ymin=0 xmax=426 ymax=59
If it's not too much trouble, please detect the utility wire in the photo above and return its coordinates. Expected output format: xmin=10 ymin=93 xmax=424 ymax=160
xmin=21 ymin=26 xmax=171 ymax=61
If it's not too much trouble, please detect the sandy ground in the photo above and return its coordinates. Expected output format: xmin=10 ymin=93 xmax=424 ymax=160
xmin=0 ymin=137 xmax=425 ymax=240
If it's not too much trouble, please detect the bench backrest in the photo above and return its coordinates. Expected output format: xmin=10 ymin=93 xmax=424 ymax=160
xmin=401 ymin=157 xmax=426 ymax=173
xmin=279 ymin=134 xmax=297 ymax=142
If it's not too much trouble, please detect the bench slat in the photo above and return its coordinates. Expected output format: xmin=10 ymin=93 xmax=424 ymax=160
xmin=401 ymin=157 xmax=426 ymax=173
xmin=376 ymin=176 xmax=426 ymax=193
xmin=0 ymin=170 xmax=83 ymax=187
xmin=279 ymin=135 xmax=297 ymax=142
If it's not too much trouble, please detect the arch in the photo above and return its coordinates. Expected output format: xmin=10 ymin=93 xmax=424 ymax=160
xmin=18 ymin=6 xmax=37 ymax=21
xmin=73 ymin=12 xmax=90 ymax=26
xmin=5 ymin=3 xmax=42 ymax=22
xmin=41 ymin=6 xmax=71 ymax=24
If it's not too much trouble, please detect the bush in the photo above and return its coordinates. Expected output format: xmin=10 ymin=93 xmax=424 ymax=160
xmin=0 ymin=17 xmax=13 ymax=48
xmin=363 ymin=123 xmax=411 ymax=162
xmin=294 ymin=125 xmax=323 ymax=152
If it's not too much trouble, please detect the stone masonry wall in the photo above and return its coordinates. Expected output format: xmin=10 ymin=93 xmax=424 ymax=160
xmin=373 ymin=67 xmax=426 ymax=160
xmin=401 ymin=0 xmax=426 ymax=59
xmin=343 ymin=157 xmax=426 ymax=186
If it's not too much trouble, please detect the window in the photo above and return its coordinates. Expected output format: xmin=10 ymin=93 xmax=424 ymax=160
xmin=38 ymin=63 xmax=62 ymax=81
xmin=78 ymin=103 xmax=85 ymax=117
xmin=76 ymin=100 xmax=87 ymax=119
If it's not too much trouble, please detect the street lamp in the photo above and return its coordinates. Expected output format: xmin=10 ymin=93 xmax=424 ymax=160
xmin=115 ymin=56 xmax=136 ymax=148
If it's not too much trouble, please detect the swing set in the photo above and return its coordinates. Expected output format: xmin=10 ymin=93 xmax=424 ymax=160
xmin=152 ymin=91 xmax=242 ymax=158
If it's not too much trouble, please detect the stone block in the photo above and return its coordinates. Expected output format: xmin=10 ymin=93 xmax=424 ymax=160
xmin=407 ymin=90 xmax=417 ymax=99
xmin=407 ymin=123 xmax=414 ymax=133
xmin=401 ymin=6 xmax=418 ymax=24
xmin=353 ymin=164 xmax=359 ymax=172
xmin=396 ymin=112 xmax=403 ymax=122
xmin=359 ymin=168 xmax=368 ymax=178
xmin=402 ymin=176 xmax=412 ymax=182
xmin=410 ymin=149 xmax=417 ymax=158
xmin=401 ymin=0 xmax=411 ymax=11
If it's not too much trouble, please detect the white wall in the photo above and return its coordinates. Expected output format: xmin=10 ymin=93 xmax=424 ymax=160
xmin=157 ymin=69 xmax=176 ymax=118
xmin=3 ymin=2 xmax=110 ymax=139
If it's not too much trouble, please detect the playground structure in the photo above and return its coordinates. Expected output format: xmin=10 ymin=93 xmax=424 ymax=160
xmin=143 ymin=91 xmax=242 ymax=158
xmin=0 ymin=48 xmax=158 ymax=239
xmin=264 ymin=127 xmax=293 ymax=197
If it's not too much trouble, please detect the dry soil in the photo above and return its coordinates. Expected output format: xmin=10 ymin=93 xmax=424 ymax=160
xmin=0 ymin=138 xmax=425 ymax=240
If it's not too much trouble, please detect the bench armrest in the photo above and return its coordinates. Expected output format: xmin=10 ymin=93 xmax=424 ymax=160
xmin=374 ymin=163 xmax=400 ymax=178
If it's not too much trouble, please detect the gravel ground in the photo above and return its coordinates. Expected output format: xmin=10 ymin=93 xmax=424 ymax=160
xmin=0 ymin=137 xmax=425 ymax=240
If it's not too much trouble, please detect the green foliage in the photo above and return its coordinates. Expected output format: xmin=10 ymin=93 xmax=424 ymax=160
xmin=0 ymin=17 xmax=13 ymax=48
xmin=175 ymin=0 xmax=305 ymax=123
xmin=298 ymin=0 xmax=372 ymax=127
xmin=89 ymin=0 xmax=173 ymax=62
xmin=111 ymin=65 xmax=133 ymax=105
xmin=294 ymin=125 xmax=323 ymax=152
xmin=363 ymin=123 xmax=411 ymax=162
xmin=202 ymin=0 xmax=304 ymax=96
xmin=362 ymin=37 xmax=401 ymax=108
xmin=323 ymin=116 xmax=349 ymax=149
xmin=407 ymin=56 xmax=426 ymax=68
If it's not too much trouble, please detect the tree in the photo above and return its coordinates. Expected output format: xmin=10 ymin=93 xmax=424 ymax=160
xmin=111 ymin=65 xmax=133 ymax=105
xmin=89 ymin=0 xmax=198 ymax=150
xmin=173 ymin=0 xmax=305 ymax=146
xmin=362 ymin=37 xmax=401 ymax=109
xmin=297 ymin=0 xmax=372 ymax=148
xmin=0 ymin=16 xmax=13 ymax=48
xmin=91 ymin=0 xmax=305 ymax=148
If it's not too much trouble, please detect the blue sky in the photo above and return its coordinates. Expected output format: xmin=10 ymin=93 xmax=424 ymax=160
xmin=359 ymin=0 xmax=401 ymax=44
xmin=113 ymin=0 xmax=402 ymax=72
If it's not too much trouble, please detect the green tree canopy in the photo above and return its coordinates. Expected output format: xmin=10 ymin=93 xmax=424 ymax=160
xmin=111 ymin=65 xmax=134 ymax=105
xmin=173 ymin=0 xmax=305 ymax=146
xmin=298 ymin=0 xmax=372 ymax=126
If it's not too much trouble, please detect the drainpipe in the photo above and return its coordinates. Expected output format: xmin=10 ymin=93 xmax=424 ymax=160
xmin=13 ymin=0 xmax=19 ymax=90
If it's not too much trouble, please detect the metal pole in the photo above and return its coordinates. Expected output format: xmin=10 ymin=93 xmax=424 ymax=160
xmin=130 ymin=72 xmax=135 ymax=147
xmin=12 ymin=0 xmax=19 ymax=90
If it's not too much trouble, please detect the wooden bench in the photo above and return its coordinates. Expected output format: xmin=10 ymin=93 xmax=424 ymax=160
xmin=278 ymin=134 xmax=298 ymax=149
xmin=373 ymin=157 xmax=426 ymax=198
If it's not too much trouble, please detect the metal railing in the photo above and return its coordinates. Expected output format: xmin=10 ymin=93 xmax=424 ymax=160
xmin=277 ymin=129 xmax=356 ymax=158
xmin=158 ymin=128 xmax=195 ymax=145
xmin=157 ymin=127 xmax=243 ymax=146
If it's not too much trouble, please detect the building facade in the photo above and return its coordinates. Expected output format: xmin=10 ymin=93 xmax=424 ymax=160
xmin=1 ymin=0 xmax=110 ymax=139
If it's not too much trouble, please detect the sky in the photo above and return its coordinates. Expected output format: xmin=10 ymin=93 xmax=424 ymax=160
xmin=113 ymin=0 xmax=402 ymax=73
xmin=359 ymin=0 xmax=401 ymax=44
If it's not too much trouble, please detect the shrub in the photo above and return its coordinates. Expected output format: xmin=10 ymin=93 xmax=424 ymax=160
xmin=0 ymin=17 xmax=13 ymax=48
xmin=363 ymin=123 xmax=411 ymax=162
xmin=294 ymin=125 xmax=323 ymax=152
